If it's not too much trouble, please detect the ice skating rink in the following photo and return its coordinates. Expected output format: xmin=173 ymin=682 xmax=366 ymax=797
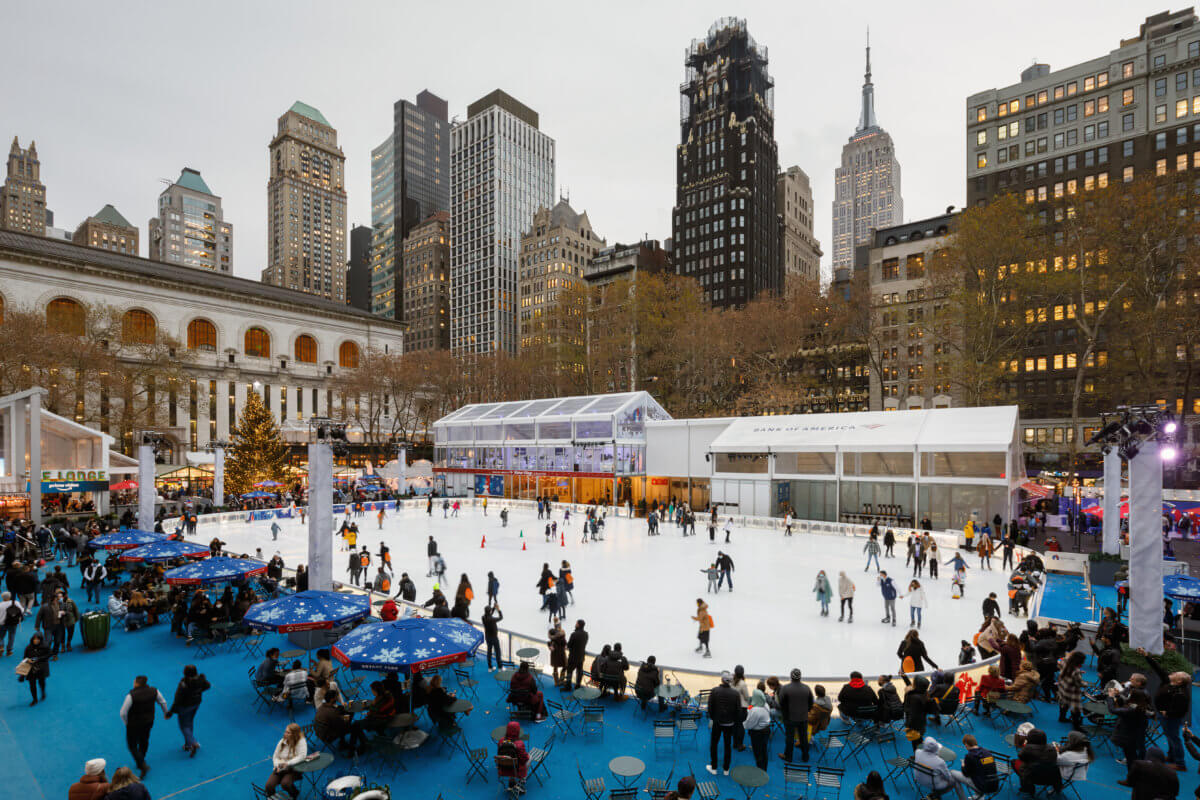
xmin=214 ymin=505 xmax=1020 ymax=677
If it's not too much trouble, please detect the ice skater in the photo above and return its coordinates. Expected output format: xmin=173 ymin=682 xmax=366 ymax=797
xmin=878 ymin=570 xmax=898 ymax=626
xmin=432 ymin=554 xmax=447 ymax=583
xmin=377 ymin=506 xmax=386 ymax=530
xmin=912 ymin=538 xmax=926 ymax=578
xmin=544 ymin=524 xmax=552 ymax=542
xmin=723 ymin=517 xmax=733 ymax=543
xmin=500 ymin=507 xmax=509 ymax=528
xmin=692 ymin=599 xmax=713 ymax=657
xmin=426 ymin=536 xmax=439 ymax=577
xmin=883 ymin=528 xmax=895 ymax=557
xmin=559 ymin=561 xmax=574 ymax=605
xmin=784 ymin=512 xmax=794 ymax=536
xmin=863 ymin=533 xmax=882 ymax=572
xmin=702 ymin=563 xmax=719 ymax=593
xmin=348 ymin=550 xmax=363 ymax=586
xmin=900 ymin=580 xmax=927 ymax=628
xmin=838 ymin=571 xmax=855 ymax=622
xmin=270 ymin=521 xmax=281 ymax=541
xmin=716 ymin=551 xmax=735 ymax=592
xmin=813 ymin=570 xmax=832 ymax=616
xmin=904 ymin=534 xmax=917 ymax=569
xmin=927 ymin=543 xmax=940 ymax=578
xmin=487 ymin=571 xmax=499 ymax=605
xmin=537 ymin=563 xmax=554 ymax=610
xmin=563 ymin=508 xmax=570 ymax=527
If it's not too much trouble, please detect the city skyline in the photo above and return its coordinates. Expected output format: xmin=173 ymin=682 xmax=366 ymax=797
xmin=0 ymin=0 xmax=1162 ymax=285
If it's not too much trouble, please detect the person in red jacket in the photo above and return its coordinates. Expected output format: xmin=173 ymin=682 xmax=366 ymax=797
xmin=496 ymin=720 xmax=529 ymax=791
xmin=68 ymin=758 xmax=109 ymax=800
xmin=379 ymin=598 xmax=399 ymax=622
xmin=975 ymin=665 xmax=1008 ymax=715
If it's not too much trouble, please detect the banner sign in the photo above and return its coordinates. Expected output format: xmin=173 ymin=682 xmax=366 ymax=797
xmin=42 ymin=480 xmax=108 ymax=494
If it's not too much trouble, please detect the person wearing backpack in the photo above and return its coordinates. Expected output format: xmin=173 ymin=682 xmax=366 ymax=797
xmin=496 ymin=720 xmax=529 ymax=792
xmin=1 ymin=591 xmax=25 ymax=656
xmin=347 ymin=550 xmax=362 ymax=587
xmin=692 ymin=599 xmax=713 ymax=658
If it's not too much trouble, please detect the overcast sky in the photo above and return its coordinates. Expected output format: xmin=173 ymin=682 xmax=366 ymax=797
xmin=2 ymin=0 xmax=1162 ymax=284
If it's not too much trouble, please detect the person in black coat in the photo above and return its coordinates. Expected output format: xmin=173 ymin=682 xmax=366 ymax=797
xmin=21 ymin=631 xmax=50 ymax=705
xmin=634 ymin=656 xmax=663 ymax=711
xmin=1109 ymin=679 xmax=1152 ymax=782
xmin=778 ymin=668 xmax=814 ymax=762
xmin=982 ymin=593 xmax=1001 ymax=620
xmin=566 ymin=620 xmax=589 ymax=689
xmin=883 ymin=529 xmax=896 ymax=557
xmin=1126 ymin=747 xmax=1179 ymax=800
xmin=836 ymin=671 xmax=878 ymax=720
xmin=901 ymin=675 xmax=934 ymax=751
xmin=165 ymin=664 xmax=210 ymax=756
xmin=897 ymin=630 xmax=938 ymax=672
xmin=707 ymin=672 xmax=742 ymax=774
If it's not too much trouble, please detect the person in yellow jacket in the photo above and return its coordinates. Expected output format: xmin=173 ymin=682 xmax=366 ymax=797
xmin=692 ymin=599 xmax=713 ymax=658
xmin=963 ymin=520 xmax=975 ymax=551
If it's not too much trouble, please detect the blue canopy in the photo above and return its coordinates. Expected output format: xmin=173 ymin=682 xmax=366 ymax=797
xmin=332 ymin=617 xmax=483 ymax=673
xmin=244 ymin=590 xmax=370 ymax=633
xmin=87 ymin=530 xmax=171 ymax=551
xmin=1165 ymin=574 xmax=1200 ymax=602
xmin=163 ymin=556 xmax=268 ymax=586
xmin=119 ymin=540 xmax=210 ymax=563
xmin=241 ymin=491 xmax=274 ymax=499
xmin=253 ymin=480 xmax=284 ymax=488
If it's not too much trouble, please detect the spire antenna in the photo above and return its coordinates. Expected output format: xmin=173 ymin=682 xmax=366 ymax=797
xmin=857 ymin=31 xmax=878 ymax=132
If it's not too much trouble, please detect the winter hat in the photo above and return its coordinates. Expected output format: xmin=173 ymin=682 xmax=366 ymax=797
xmin=720 ymin=671 xmax=732 ymax=684
xmin=921 ymin=737 xmax=940 ymax=753
xmin=751 ymin=689 xmax=767 ymax=707
xmin=790 ymin=668 xmax=802 ymax=681
xmin=1016 ymin=722 xmax=1035 ymax=738
xmin=504 ymin=721 xmax=522 ymax=740
xmin=1065 ymin=730 xmax=1089 ymax=749
xmin=85 ymin=758 xmax=106 ymax=776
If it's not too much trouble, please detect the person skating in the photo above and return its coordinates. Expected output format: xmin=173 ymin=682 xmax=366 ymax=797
xmin=559 ymin=561 xmax=574 ymax=605
xmin=927 ymin=542 xmax=940 ymax=579
xmin=883 ymin=528 xmax=896 ymax=557
xmin=977 ymin=534 xmax=994 ymax=570
xmin=487 ymin=571 xmax=499 ymax=605
xmin=536 ymin=563 xmax=554 ymax=610
xmin=904 ymin=535 xmax=917 ymax=569
xmin=897 ymin=629 xmax=939 ymax=672
xmin=121 ymin=674 xmax=169 ymax=778
xmin=863 ymin=533 xmax=882 ymax=572
xmin=723 ymin=517 xmax=733 ymax=543
xmin=716 ymin=551 xmax=734 ymax=592
xmin=692 ymin=599 xmax=713 ymax=658
xmin=813 ymin=570 xmax=832 ymax=616
xmin=982 ymin=592 xmax=1002 ymax=620
xmin=426 ymin=536 xmax=439 ymax=577
xmin=701 ymin=563 xmax=719 ymax=594
xmin=838 ymin=571 xmax=856 ymax=622
xmin=879 ymin=571 xmax=898 ymax=626
xmin=900 ymin=580 xmax=927 ymax=628
xmin=783 ymin=512 xmax=794 ymax=536
xmin=270 ymin=520 xmax=281 ymax=541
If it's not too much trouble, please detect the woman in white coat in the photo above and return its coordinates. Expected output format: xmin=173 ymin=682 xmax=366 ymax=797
xmin=837 ymin=571 xmax=856 ymax=623
xmin=900 ymin=579 xmax=928 ymax=628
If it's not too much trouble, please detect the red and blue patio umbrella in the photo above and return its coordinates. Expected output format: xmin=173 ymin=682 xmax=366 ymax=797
xmin=332 ymin=617 xmax=483 ymax=674
xmin=119 ymin=540 xmax=210 ymax=564
xmin=87 ymin=530 xmax=172 ymax=551
xmin=163 ymin=556 xmax=268 ymax=586
xmin=244 ymin=590 xmax=370 ymax=633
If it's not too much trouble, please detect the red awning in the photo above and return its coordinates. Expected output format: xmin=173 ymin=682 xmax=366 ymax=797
xmin=1020 ymin=481 xmax=1055 ymax=499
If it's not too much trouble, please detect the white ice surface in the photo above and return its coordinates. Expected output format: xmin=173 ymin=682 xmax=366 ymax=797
xmin=213 ymin=506 xmax=1014 ymax=678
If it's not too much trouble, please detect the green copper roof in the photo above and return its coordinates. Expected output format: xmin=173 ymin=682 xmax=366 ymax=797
xmin=92 ymin=204 xmax=132 ymax=228
xmin=289 ymin=101 xmax=330 ymax=126
xmin=175 ymin=168 xmax=212 ymax=195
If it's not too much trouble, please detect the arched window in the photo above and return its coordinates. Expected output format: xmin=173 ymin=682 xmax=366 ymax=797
xmin=187 ymin=318 xmax=217 ymax=351
xmin=339 ymin=341 xmax=360 ymax=368
xmin=294 ymin=334 xmax=317 ymax=363
xmin=46 ymin=297 xmax=85 ymax=336
xmin=121 ymin=309 xmax=156 ymax=345
xmin=244 ymin=327 xmax=271 ymax=358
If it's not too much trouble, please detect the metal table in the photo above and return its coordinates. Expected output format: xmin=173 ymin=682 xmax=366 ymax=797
xmin=729 ymin=764 xmax=769 ymax=800
xmin=657 ymin=683 xmax=683 ymax=699
xmin=492 ymin=725 xmax=530 ymax=743
xmin=447 ymin=698 xmax=474 ymax=715
xmin=280 ymin=649 xmax=306 ymax=662
xmin=609 ymin=756 xmax=646 ymax=789
xmin=292 ymin=750 xmax=334 ymax=797
xmin=939 ymin=747 xmax=957 ymax=764
xmin=573 ymin=686 xmax=601 ymax=704
xmin=516 ymin=647 xmax=540 ymax=662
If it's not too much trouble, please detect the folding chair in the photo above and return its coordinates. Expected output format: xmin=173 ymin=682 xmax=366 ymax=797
xmin=497 ymin=755 xmax=525 ymax=800
xmin=692 ymin=689 xmax=711 ymax=712
xmin=432 ymin=719 xmax=465 ymax=757
xmin=577 ymin=760 xmax=606 ymax=800
xmin=881 ymin=753 xmax=913 ymax=794
xmin=527 ymin=732 xmax=556 ymax=787
xmin=687 ymin=763 xmax=719 ymax=800
xmin=1057 ymin=760 xmax=1086 ymax=800
xmin=813 ymin=765 xmax=844 ymax=800
xmin=248 ymin=669 xmax=276 ymax=715
xmin=188 ymin=632 xmax=217 ymax=658
xmin=243 ymin=634 xmax=266 ymax=659
xmin=783 ymin=762 xmax=813 ymax=800
xmin=653 ymin=719 xmax=676 ymax=759
xmin=547 ymin=699 xmax=578 ymax=735
xmin=815 ymin=729 xmax=848 ymax=763
xmin=362 ymin=736 xmax=408 ymax=778
xmin=454 ymin=667 xmax=479 ymax=700
xmin=910 ymin=762 xmax=944 ymax=800
xmin=508 ymin=704 xmax=535 ymax=723
xmin=870 ymin=728 xmax=901 ymax=758
xmin=944 ymin=702 xmax=976 ymax=733
xmin=676 ymin=710 xmax=701 ymax=747
xmin=644 ymin=766 xmax=674 ymax=799
xmin=251 ymin=783 xmax=271 ymax=800
xmin=463 ymin=738 xmax=489 ymax=784
xmin=608 ymin=790 xmax=638 ymax=800
xmin=582 ymin=704 xmax=604 ymax=740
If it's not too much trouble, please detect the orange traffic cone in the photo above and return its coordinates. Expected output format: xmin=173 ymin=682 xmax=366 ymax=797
xmin=561 ymin=532 xmax=565 ymax=547
xmin=522 ymin=541 xmax=527 ymax=551
xmin=481 ymin=535 xmax=486 ymax=548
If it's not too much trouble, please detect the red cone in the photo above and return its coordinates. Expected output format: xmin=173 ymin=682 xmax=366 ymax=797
xmin=481 ymin=535 xmax=486 ymax=548
xmin=522 ymin=541 xmax=526 ymax=551
xmin=561 ymin=532 xmax=565 ymax=547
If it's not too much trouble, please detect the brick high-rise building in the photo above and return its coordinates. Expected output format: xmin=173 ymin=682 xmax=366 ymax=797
xmin=401 ymin=211 xmax=451 ymax=352
xmin=518 ymin=199 xmax=604 ymax=353
xmin=776 ymin=165 xmax=822 ymax=288
xmin=451 ymin=90 xmax=555 ymax=355
xmin=73 ymin=205 xmax=138 ymax=255
xmin=147 ymin=168 xmax=232 ymax=272
xmin=262 ymin=102 xmax=347 ymax=302
xmin=672 ymin=18 xmax=780 ymax=308
xmin=0 ymin=138 xmax=46 ymax=235
xmin=369 ymin=90 xmax=449 ymax=320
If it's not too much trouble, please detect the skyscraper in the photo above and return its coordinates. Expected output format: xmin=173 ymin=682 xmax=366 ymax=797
xmin=672 ymin=18 xmax=780 ymax=308
xmin=0 ymin=137 xmax=46 ymax=235
xmin=776 ymin=165 xmax=822 ymax=288
xmin=147 ymin=168 xmax=233 ymax=272
xmin=401 ymin=211 xmax=451 ymax=352
xmin=346 ymin=224 xmax=373 ymax=311
xmin=369 ymin=90 xmax=449 ymax=320
xmin=262 ymin=102 xmax=347 ymax=302
xmin=831 ymin=40 xmax=903 ymax=281
xmin=73 ymin=204 xmax=138 ymax=255
xmin=450 ymin=90 xmax=555 ymax=355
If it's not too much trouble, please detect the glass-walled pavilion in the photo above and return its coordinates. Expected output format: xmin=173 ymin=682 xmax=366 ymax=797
xmin=432 ymin=392 xmax=671 ymax=505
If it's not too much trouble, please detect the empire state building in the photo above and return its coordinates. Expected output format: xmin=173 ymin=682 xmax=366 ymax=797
xmin=831 ymin=40 xmax=903 ymax=279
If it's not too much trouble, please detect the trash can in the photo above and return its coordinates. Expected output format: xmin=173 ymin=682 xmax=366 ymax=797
xmin=80 ymin=610 xmax=111 ymax=650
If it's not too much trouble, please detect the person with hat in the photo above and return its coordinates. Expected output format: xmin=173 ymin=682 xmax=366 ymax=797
xmin=706 ymin=671 xmax=741 ymax=775
xmin=67 ymin=758 xmax=109 ymax=800
xmin=915 ymin=736 xmax=966 ymax=799
xmin=745 ymin=688 xmax=772 ymax=770
xmin=778 ymin=667 xmax=813 ymax=762
xmin=1055 ymin=730 xmax=1094 ymax=781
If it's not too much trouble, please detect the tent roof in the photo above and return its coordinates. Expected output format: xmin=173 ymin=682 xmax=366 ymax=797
xmin=434 ymin=391 xmax=669 ymax=425
xmin=709 ymin=406 xmax=1020 ymax=453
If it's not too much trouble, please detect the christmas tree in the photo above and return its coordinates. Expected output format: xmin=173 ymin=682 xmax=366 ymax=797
xmin=224 ymin=390 xmax=289 ymax=497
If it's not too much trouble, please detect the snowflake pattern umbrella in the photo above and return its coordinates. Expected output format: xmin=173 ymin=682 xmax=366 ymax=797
xmin=241 ymin=491 xmax=274 ymax=499
xmin=244 ymin=590 xmax=370 ymax=633
xmin=253 ymin=480 xmax=284 ymax=488
xmin=163 ymin=556 xmax=268 ymax=586
xmin=1164 ymin=574 xmax=1200 ymax=602
xmin=332 ymin=617 xmax=483 ymax=673
xmin=87 ymin=530 xmax=172 ymax=551
xmin=119 ymin=540 xmax=210 ymax=564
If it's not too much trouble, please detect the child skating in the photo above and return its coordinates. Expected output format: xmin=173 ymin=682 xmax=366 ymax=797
xmin=692 ymin=599 xmax=713 ymax=657
xmin=813 ymin=570 xmax=832 ymax=616
xmin=701 ymin=563 xmax=719 ymax=593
